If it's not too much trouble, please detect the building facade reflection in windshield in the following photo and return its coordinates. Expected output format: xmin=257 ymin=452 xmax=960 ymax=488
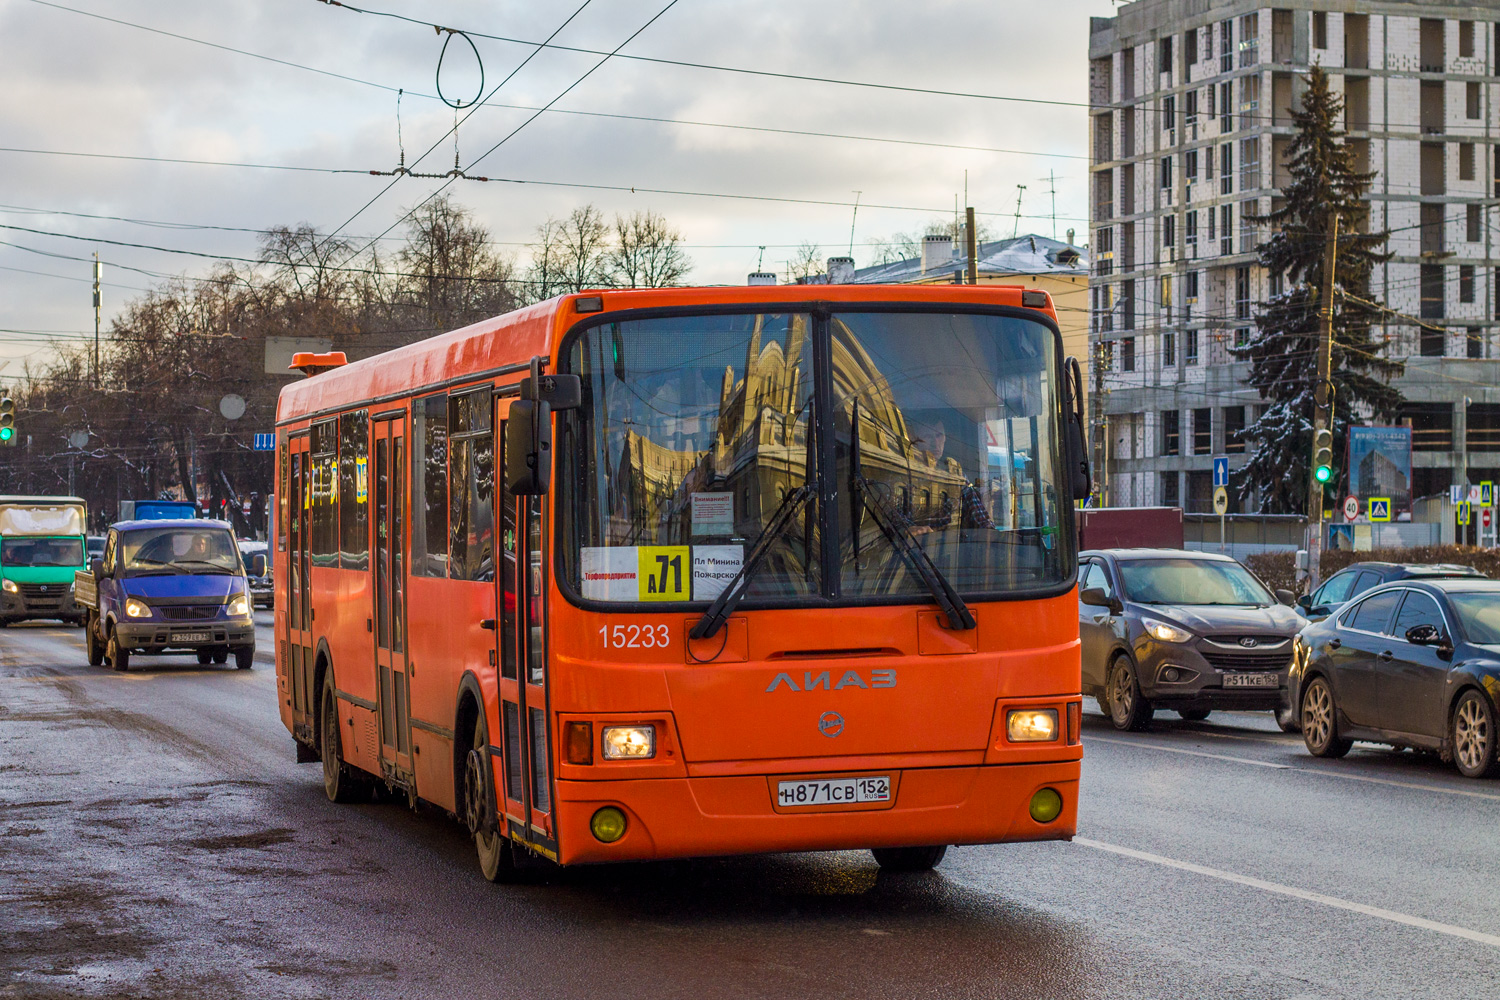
xmin=562 ymin=309 xmax=1069 ymax=605
xmin=831 ymin=311 xmax=1066 ymax=596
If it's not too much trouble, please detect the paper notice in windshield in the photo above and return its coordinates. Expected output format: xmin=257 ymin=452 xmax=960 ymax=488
xmin=581 ymin=547 xmax=638 ymax=601
xmin=692 ymin=545 xmax=743 ymax=601
xmin=691 ymin=492 xmax=734 ymax=537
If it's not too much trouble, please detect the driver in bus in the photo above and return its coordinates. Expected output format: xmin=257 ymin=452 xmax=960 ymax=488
xmin=901 ymin=417 xmax=996 ymax=533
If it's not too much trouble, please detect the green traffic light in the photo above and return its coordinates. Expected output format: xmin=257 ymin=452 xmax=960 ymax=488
xmin=0 ymin=427 xmax=12 ymax=441
xmin=1314 ymin=465 xmax=1332 ymax=483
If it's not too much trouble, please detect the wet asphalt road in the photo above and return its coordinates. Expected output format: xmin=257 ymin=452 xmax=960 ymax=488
xmin=3 ymin=616 xmax=1499 ymax=999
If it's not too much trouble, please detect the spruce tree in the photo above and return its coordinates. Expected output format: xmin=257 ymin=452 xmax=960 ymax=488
xmin=1231 ymin=66 xmax=1405 ymax=514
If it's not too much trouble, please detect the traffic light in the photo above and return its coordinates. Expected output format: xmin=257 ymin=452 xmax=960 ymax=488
xmin=1312 ymin=426 xmax=1334 ymax=484
xmin=0 ymin=390 xmax=14 ymax=446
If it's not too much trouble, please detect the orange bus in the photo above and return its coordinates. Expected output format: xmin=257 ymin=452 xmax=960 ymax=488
xmin=274 ymin=284 xmax=1091 ymax=879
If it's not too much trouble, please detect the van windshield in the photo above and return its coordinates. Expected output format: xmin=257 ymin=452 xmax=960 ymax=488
xmin=0 ymin=537 xmax=84 ymax=568
xmin=119 ymin=528 xmax=242 ymax=576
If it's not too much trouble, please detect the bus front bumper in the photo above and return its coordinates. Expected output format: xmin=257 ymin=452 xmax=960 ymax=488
xmin=550 ymin=760 xmax=1079 ymax=865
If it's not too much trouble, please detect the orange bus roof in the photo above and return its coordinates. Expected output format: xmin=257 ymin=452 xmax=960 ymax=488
xmin=275 ymin=284 xmax=1052 ymax=425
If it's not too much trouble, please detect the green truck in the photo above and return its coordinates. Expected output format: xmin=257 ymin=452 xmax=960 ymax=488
xmin=0 ymin=495 xmax=89 ymax=627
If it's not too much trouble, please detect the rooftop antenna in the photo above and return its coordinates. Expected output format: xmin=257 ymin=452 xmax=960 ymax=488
xmin=848 ymin=191 xmax=861 ymax=258
xmin=1049 ymin=170 xmax=1057 ymax=240
xmin=1012 ymin=184 xmax=1027 ymax=239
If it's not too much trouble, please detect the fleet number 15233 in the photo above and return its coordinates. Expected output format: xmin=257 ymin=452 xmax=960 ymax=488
xmin=598 ymin=623 xmax=670 ymax=648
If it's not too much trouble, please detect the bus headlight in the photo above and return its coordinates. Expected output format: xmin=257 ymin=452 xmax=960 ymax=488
xmin=227 ymin=595 xmax=250 ymax=618
xmin=601 ymin=725 xmax=655 ymax=759
xmin=124 ymin=598 xmax=152 ymax=619
xmin=1007 ymin=709 xmax=1059 ymax=742
xmin=1 ymin=579 xmax=16 ymax=593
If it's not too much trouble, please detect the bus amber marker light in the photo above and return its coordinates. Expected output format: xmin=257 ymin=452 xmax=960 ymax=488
xmin=590 ymin=807 xmax=627 ymax=843
xmin=1029 ymin=788 xmax=1064 ymax=823
xmin=1007 ymin=709 xmax=1059 ymax=742
xmin=601 ymin=725 xmax=655 ymax=760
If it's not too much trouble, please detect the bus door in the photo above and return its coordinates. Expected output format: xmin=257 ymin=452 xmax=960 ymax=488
xmin=372 ymin=416 xmax=412 ymax=777
xmin=285 ymin=432 xmax=315 ymax=742
xmin=493 ymin=404 xmax=555 ymax=854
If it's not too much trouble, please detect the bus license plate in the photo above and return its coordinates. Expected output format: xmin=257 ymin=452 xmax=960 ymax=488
xmin=1223 ymin=672 xmax=1279 ymax=688
xmin=174 ymin=632 xmax=212 ymax=643
xmin=777 ymin=776 xmax=891 ymax=808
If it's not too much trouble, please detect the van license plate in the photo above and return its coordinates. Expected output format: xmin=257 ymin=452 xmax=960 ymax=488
xmin=1223 ymin=672 xmax=1279 ymax=688
xmin=174 ymin=632 xmax=211 ymax=643
xmin=777 ymin=776 xmax=891 ymax=807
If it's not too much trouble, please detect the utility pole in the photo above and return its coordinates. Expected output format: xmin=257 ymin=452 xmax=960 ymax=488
xmin=965 ymin=206 xmax=978 ymax=285
xmin=1049 ymin=170 xmax=1058 ymax=241
xmin=1012 ymin=185 xmax=1026 ymax=239
xmin=92 ymin=253 xmax=102 ymax=381
xmin=1307 ymin=215 xmax=1339 ymax=590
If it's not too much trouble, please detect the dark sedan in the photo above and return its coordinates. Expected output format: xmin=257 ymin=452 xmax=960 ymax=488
xmin=1291 ymin=579 xmax=1500 ymax=778
xmin=1079 ymin=549 xmax=1304 ymax=731
xmin=1297 ymin=561 xmax=1485 ymax=621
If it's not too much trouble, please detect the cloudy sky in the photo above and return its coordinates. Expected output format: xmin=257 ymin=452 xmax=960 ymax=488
xmin=0 ymin=0 xmax=1118 ymax=373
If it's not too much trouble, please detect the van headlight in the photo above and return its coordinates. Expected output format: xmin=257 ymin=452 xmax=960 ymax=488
xmin=227 ymin=595 xmax=250 ymax=618
xmin=124 ymin=598 xmax=152 ymax=619
xmin=1 ymin=579 xmax=17 ymax=593
xmin=1143 ymin=617 xmax=1193 ymax=643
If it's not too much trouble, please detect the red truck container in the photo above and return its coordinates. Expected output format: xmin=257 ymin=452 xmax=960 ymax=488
xmin=1077 ymin=507 xmax=1184 ymax=550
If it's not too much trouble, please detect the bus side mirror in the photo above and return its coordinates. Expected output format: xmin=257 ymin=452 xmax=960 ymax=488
xmin=250 ymin=554 xmax=268 ymax=577
xmin=519 ymin=373 xmax=581 ymax=411
xmin=506 ymin=399 xmax=553 ymax=496
xmin=1064 ymin=356 xmax=1092 ymax=500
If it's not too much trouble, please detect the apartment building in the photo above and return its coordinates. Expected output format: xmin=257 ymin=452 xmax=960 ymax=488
xmin=1089 ymin=1 xmax=1500 ymax=513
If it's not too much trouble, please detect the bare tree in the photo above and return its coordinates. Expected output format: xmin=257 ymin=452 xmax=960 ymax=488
xmin=396 ymin=194 xmax=518 ymax=333
xmin=556 ymin=205 xmax=612 ymax=292
xmin=610 ymin=210 xmax=692 ymax=288
xmin=789 ymin=241 xmax=824 ymax=282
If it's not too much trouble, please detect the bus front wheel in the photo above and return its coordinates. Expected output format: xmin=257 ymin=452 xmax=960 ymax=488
xmin=871 ymin=845 xmax=947 ymax=871
xmin=467 ymin=715 xmax=521 ymax=883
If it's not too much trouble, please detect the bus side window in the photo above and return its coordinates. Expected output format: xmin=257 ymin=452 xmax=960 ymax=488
xmin=448 ymin=387 xmax=493 ymax=582
xmin=411 ymin=394 xmax=449 ymax=578
xmin=340 ymin=409 xmax=369 ymax=571
xmin=310 ymin=420 xmax=338 ymax=566
xmin=278 ymin=439 xmax=288 ymax=553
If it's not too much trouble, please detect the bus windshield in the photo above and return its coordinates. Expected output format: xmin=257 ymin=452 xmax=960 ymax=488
xmin=0 ymin=536 xmax=84 ymax=568
xmin=119 ymin=527 xmax=242 ymax=576
xmin=561 ymin=309 xmax=1069 ymax=606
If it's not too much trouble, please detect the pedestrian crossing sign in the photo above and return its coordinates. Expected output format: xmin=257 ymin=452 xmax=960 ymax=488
xmin=1483 ymin=482 xmax=1494 ymax=506
xmin=1458 ymin=502 xmax=1471 ymax=526
xmin=1368 ymin=497 xmax=1392 ymax=522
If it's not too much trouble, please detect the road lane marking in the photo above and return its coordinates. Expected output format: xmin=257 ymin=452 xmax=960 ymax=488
xmin=1075 ymin=837 xmax=1500 ymax=950
xmin=1089 ymin=733 xmax=1500 ymax=802
xmin=1087 ymin=735 xmax=1291 ymax=768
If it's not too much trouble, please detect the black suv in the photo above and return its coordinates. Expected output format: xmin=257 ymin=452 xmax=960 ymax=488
xmin=1297 ymin=562 xmax=1485 ymax=621
xmin=1079 ymin=549 xmax=1303 ymax=731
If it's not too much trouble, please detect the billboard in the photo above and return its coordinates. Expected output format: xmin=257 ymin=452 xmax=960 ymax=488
xmin=1348 ymin=425 xmax=1412 ymax=521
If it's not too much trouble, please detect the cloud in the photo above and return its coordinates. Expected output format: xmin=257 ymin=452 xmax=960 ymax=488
xmin=0 ymin=0 xmax=1112 ymax=366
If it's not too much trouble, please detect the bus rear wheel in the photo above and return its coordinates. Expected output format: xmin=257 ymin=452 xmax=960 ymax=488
xmin=871 ymin=845 xmax=947 ymax=871
xmin=320 ymin=676 xmax=365 ymax=803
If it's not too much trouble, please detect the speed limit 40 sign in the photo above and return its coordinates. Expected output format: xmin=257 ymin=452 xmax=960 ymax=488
xmin=1343 ymin=495 xmax=1360 ymax=522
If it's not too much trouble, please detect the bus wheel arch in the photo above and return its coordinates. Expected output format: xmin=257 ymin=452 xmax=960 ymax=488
xmin=452 ymin=673 xmax=487 ymax=823
xmin=311 ymin=639 xmax=334 ymax=757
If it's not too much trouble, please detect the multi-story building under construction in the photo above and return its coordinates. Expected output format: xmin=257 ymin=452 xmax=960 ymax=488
xmin=1089 ymin=0 xmax=1500 ymax=512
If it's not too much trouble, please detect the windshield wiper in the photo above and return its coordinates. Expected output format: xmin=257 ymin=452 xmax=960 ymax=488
xmin=848 ymin=402 xmax=975 ymax=631
xmin=690 ymin=482 xmax=815 ymax=641
xmin=691 ymin=409 xmax=820 ymax=641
